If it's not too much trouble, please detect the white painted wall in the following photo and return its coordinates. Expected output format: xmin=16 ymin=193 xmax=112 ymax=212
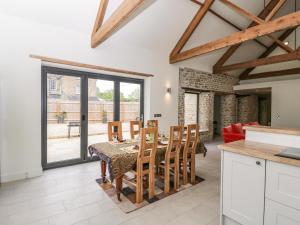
xmin=0 ymin=10 xmax=212 ymax=182
xmin=234 ymin=79 xmax=300 ymax=129
xmin=0 ymin=14 xmax=162 ymax=182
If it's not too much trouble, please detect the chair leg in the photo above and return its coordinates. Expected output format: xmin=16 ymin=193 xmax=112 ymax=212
xmin=164 ymin=162 xmax=170 ymax=194
xmin=136 ymin=169 xmax=143 ymax=204
xmin=190 ymin=155 xmax=196 ymax=184
xmin=183 ymin=157 xmax=188 ymax=185
xmin=149 ymin=165 xmax=155 ymax=199
xmin=174 ymin=157 xmax=179 ymax=191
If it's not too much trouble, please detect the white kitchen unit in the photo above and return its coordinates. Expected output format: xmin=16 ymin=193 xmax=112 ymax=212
xmin=265 ymin=199 xmax=300 ymax=225
xmin=219 ymin=126 xmax=300 ymax=225
xmin=223 ymin=151 xmax=265 ymax=225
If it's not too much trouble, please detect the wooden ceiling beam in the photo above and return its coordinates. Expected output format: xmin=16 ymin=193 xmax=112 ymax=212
xmin=213 ymin=0 xmax=281 ymax=72
xmin=190 ymin=0 xmax=267 ymax=48
xmin=91 ymin=0 xmax=145 ymax=48
xmin=265 ymin=0 xmax=287 ymax=22
xmin=220 ymin=0 xmax=293 ymax=53
xmin=92 ymin=0 xmax=109 ymax=35
xmin=170 ymin=11 xmax=300 ymax=64
xmin=241 ymin=68 xmax=300 ymax=80
xmin=216 ymin=50 xmax=300 ymax=72
xmin=239 ymin=28 xmax=296 ymax=79
xmin=170 ymin=0 xmax=214 ymax=57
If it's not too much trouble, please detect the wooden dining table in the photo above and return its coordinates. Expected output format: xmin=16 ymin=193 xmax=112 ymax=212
xmin=88 ymin=130 xmax=208 ymax=201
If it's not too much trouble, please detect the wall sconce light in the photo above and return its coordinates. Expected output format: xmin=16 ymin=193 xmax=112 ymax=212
xmin=166 ymin=87 xmax=171 ymax=94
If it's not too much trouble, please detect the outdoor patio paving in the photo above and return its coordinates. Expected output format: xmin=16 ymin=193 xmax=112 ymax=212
xmin=47 ymin=122 xmax=131 ymax=163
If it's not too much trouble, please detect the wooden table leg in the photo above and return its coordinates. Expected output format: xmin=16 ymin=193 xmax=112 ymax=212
xmin=101 ymin=161 xmax=107 ymax=183
xmin=116 ymin=175 xmax=123 ymax=201
xmin=203 ymin=145 xmax=208 ymax=157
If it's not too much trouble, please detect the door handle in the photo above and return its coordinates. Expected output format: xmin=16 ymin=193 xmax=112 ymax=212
xmin=82 ymin=115 xmax=86 ymax=121
xmin=256 ymin=161 xmax=261 ymax=166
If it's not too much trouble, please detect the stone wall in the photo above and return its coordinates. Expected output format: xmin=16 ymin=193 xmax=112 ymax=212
xmin=220 ymin=94 xmax=237 ymax=132
xmin=184 ymin=93 xmax=198 ymax=124
xmin=199 ymin=92 xmax=215 ymax=140
xmin=237 ymin=95 xmax=259 ymax=123
xmin=178 ymin=68 xmax=239 ymax=141
xmin=179 ymin=68 xmax=238 ymax=93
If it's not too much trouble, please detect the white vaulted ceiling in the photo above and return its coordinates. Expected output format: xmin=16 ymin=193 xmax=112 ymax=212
xmin=0 ymin=0 xmax=298 ymax=76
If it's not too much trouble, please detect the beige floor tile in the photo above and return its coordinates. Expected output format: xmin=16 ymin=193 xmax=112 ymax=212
xmin=0 ymin=139 xmax=223 ymax=225
xmin=48 ymin=202 xmax=106 ymax=225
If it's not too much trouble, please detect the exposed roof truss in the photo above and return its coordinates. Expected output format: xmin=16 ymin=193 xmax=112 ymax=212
xmin=169 ymin=0 xmax=300 ymax=80
xmin=91 ymin=0 xmax=146 ymax=48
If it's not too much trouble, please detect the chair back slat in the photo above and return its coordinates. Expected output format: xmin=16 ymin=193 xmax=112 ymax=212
xmin=108 ymin=121 xmax=123 ymax=141
xmin=184 ymin=124 xmax=199 ymax=154
xmin=147 ymin=120 xmax=158 ymax=128
xmin=138 ymin=127 xmax=158 ymax=164
xmin=130 ymin=120 xmax=142 ymax=139
xmin=166 ymin=125 xmax=183 ymax=159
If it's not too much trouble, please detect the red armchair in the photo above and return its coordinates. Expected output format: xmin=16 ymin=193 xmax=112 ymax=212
xmin=223 ymin=125 xmax=245 ymax=143
xmin=223 ymin=122 xmax=259 ymax=143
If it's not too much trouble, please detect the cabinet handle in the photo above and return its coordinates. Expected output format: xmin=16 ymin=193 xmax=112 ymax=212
xmin=256 ymin=161 xmax=261 ymax=166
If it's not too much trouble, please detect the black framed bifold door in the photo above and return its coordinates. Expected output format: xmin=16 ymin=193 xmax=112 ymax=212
xmin=42 ymin=66 xmax=144 ymax=169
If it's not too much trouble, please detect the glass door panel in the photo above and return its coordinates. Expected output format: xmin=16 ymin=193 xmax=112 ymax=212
xmin=88 ymin=79 xmax=114 ymax=149
xmin=43 ymin=66 xmax=144 ymax=169
xmin=120 ymin=82 xmax=141 ymax=140
xmin=46 ymin=74 xmax=81 ymax=164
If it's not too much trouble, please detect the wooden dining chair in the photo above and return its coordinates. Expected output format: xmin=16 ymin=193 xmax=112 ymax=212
xmin=181 ymin=124 xmax=199 ymax=185
xmin=130 ymin=120 xmax=142 ymax=139
xmin=125 ymin=127 xmax=158 ymax=204
xmin=159 ymin=125 xmax=183 ymax=194
xmin=107 ymin=121 xmax=123 ymax=141
xmin=147 ymin=119 xmax=158 ymax=128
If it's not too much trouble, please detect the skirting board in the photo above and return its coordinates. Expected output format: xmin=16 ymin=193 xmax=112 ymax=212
xmin=0 ymin=167 xmax=43 ymax=183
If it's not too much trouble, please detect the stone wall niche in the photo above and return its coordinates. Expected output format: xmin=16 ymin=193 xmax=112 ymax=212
xmin=199 ymin=92 xmax=215 ymax=140
xmin=237 ymin=95 xmax=259 ymax=123
xmin=220 ymin=94 xmax=237 ymax=132
xmin=178 ymin=68 xmax=239 ymax=141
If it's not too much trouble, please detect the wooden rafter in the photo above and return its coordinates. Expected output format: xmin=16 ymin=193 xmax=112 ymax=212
xmin=213 ymin=0 xmax=283 ymax=72
xmin=190 ymin=0 xmax=267 ymax=48
xmin=91 ymin=0 xmax=146 ymax=48
xmin=169 ymin=11 xmax=300 ymax=64
xmin=265 ymin=0 xmax=287 ymax=22
xmin=239 ymin=28 xmax=296 ymax=79
xmin=92 ymin=0 xmax=109 ymax=35
xmin=170 ymin=0 xmax=214 ymax=57
xmin=216 ymin=50 xmax=300 ymax=72
xmin=241 ymin=68 xmax=300 ymax=80
xmin=220 ymin=0 xmax=292 ymax=53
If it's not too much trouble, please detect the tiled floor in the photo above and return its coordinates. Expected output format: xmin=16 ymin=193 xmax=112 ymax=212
xmin=0 ymin=140 xmax=222 ymax=225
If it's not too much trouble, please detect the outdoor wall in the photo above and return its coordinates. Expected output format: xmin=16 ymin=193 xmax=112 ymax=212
xmin=235 ymin=78 xmax=300 ymax=129
xmin=237 ymin=95 xmax=259 ymax=123
xmin=178 ymin=68 xmax=238 ymax=140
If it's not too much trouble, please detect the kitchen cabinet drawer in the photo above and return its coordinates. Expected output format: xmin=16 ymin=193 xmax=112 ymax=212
xmin=265 ymin=199 xmax=300 ymax=225
xmin=266 ymin=161 xmax=300 ymax=211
